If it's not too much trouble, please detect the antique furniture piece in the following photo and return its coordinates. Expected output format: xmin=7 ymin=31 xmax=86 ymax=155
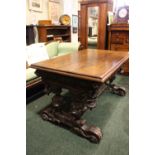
xmin=31 ymin=49 xmax=128 ymax=143
xmin=37 ymin=25 xmax=71 ymax=42
xmin=26 ymin=42 xmax=80 ymax=101
xmin=79 ymin=0 xmax=113 ymax=49
xmin=108 ymin=23 xmax=129 ymax=74
xmin=113 ymin=5 xmax=129 ymax=23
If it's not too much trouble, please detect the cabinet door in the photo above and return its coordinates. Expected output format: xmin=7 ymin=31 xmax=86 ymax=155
xmin=98 ymin=3 xmax=108 ymax=49
xmin=111 ymin=44 xmax=128 ymax=51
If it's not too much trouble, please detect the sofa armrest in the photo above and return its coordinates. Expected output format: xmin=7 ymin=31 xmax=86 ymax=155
xmin=26 ymin=77 xmax=42 ymax=89
xmin=26 ymin=68 xmax=37 ymax=81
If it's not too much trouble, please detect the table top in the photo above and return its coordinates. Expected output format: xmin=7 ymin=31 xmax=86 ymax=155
xmin=31 ymin=49 xmax=128 ymax=82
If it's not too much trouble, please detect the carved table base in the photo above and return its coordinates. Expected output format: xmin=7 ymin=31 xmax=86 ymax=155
xmin=36 ymin=70 xmax=126 ymax=143
xmin=41 ymin=104 xmax=102 ymax=143
xmin=105 ymin=75 xmax=127 ymax=96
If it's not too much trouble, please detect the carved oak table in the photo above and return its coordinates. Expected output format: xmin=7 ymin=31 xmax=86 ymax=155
xmin=31 ymin=49 xmax=129 ymax=143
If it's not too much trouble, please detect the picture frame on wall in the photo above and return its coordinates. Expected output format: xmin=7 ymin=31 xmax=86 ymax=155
xmin=48 ymin=0 xmax=61 ymax=25
xmin=72 ymin=15 xmax=78 ymax=33
xmin=29 ymin=0 xmax=43 ymax=12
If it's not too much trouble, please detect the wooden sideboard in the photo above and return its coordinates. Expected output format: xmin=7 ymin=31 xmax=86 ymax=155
xmin=108 ymin=23 xmax=129 ymax=74
xmin=37 ymin=25 xmax=71 ymax=42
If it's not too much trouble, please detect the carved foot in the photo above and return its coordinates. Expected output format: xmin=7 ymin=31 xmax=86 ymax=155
xmin=41 ymin=106 xmax=102 ymax=143
xmin=106 ymin=80 xmax=126 ymax=96
xmin=74 ymin=124 xmax=102 ymax=143
xmin=118 ymin=68 xmax=124 ymax=75
xmin=42 ymin=112 xmax=49 ymax=121
xmin=111 ymin=85 xmax=126 ymax=96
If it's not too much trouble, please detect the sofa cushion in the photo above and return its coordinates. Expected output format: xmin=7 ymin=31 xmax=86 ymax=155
xmin=57 ymin=42 xmax=80 ymax=56
xmin=26 ymin=43 xmax=49 ymax=65
xmin=46 ymin=41 xmax=59 ymax=58
xmin=26 ymin=68 xmax=37 ymax=82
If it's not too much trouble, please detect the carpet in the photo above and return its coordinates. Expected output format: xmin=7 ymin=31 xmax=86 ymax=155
xmin=26 ymin=75 xmax=129 ymax=155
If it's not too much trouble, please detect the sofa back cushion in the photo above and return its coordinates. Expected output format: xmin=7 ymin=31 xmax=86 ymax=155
xmin=46 ymin=41 xmax=59 ymax=58
xmin=57 ymin=42 xmax=80 ymax=56
xmin=26 ymin=43 xmax=49 ymax=65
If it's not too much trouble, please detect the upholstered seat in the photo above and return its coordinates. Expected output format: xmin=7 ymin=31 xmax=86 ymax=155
xmin=26 ymin=41 xmax=81 ymax=88
xmin=26 ymin=68 xmax=37 ymax=82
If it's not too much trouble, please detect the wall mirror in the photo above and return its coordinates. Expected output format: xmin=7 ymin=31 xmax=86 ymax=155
xmin=87 ymin=6 xmax=99 ymax=49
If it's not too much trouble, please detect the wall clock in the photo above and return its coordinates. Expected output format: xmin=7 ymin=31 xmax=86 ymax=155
xmin=59 ymin=14 xmax=71 ymax=25
xmin=114 ymin=6 xmax=129 ymax=23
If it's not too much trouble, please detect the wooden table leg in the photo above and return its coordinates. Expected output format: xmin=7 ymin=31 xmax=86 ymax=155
xmin=106 ymin=75 xmax=127 ymax=96
xmin=41 ymin=82 xmax=105 ymax=143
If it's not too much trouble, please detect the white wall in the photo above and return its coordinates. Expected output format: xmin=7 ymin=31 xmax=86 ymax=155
xmin=26 ymin=0 xmax=49 ymax=25
xmin=26 ymin=0 xmax=64 ymax=25
xmin=63 ymin=0 xmax=79 ymax=42
xmin=26 ymin=0 xmax=79 ymax=42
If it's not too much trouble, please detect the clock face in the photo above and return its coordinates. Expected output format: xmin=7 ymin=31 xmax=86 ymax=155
xmin=119 ymin=8 xmax=128 ymax=18
xmin=114 ymin=6 xmax=129 ymax=23
xmin=60 ymin=15 xmax=71 ymax=25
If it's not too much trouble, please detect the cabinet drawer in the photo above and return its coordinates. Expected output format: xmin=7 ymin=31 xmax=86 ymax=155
xmin=111 ymin=44 xmax=129 ymax=51
xmin=111 ymin=31 xmax=129 ymax=44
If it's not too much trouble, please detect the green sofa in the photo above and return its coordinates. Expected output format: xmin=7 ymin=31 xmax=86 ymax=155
xmin=26 ymin=41 xmax=81 ymax=89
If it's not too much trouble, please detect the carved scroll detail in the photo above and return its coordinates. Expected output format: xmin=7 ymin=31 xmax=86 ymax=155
xmin=36 ymin=70 xmax=125 ymax=143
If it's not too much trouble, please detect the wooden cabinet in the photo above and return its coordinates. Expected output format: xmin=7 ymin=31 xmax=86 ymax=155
xmin=79 ymin=0 xmax=113 ymax=49
xmin=108 ymin=23 xmax=129 ymax=74
xmin=37 ymin=25 xmax=71 ymax=42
